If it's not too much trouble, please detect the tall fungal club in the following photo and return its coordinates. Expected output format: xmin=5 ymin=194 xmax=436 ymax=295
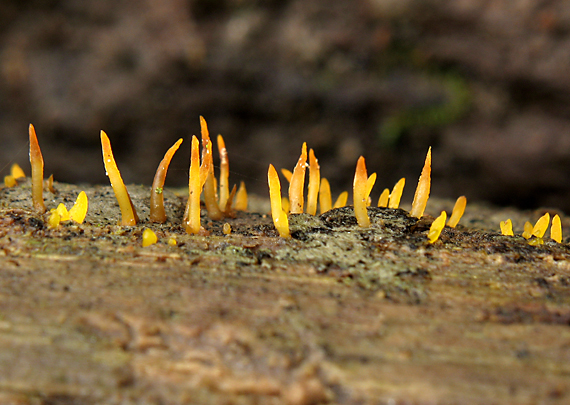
xmin=29 ymin=124 xmax=46 ymax=213
xmin=353 ymin=156 xmax=376 ymax=227
xmin=410 ymin=147 xmax=432 ymax=218
xmin=150 ymin=138 xmax=183 ymax=223
xmin=268 ymin=164 xmax=290 ymax=238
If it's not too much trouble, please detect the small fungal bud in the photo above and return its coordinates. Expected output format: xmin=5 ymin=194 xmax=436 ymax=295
xmin=100 ymin=130 xmax=138 ymax=226
xmin=319 ymin=178 xmax=332 ymax=214
xmin=388 ymin=178 xmax=405 ymax=209
xmin=428 ymin=211 xmax=447 ymax=243
xmin=306 ymin=149 xmax=320 ymax=215
xmin=217 ymin=134 xmax=230 ymax=210
xmin=410 ymin=147 xmax=431 ymax=218
xmin=522 ymin=222 xmax=533 ymax=239
xmin=11 ymin=164 xmax=25 ymax=179
xmin=281 ymin=169 xmax=293 ymax=183
xmin=353 ymin=156 xmax=375 ymax=227
xmin=551 ymin=214 xmax=562 ymax=243
xmin=29 ymin=124 xmax=46 ymax=213
xmin=268 ymin=164 xmax=290 ymax=238
xmin=56 ymin=203 xmax=71 ymax=221
xmin=46 ymin=174 xmax=56 ymax=194
xmin=532 ymin=213 xmax=550 ymax=238
xmin=447 ymin=196 xmax=467 ymax=228
xmin=167 ymin=237 xmax=177 ymax=246
xmin=333 ymin=191 xmax=348 ymax=209
xmin=150 ymin=138 xmax=183 ymax=223
xmin=4 ymin=175 xmax=16 ymax=188
xmin=142 ymin=228 xmax=158 ymax=247
xmin=500 ymin=219 xmax=514 ymax=236
xmin=377 ymin=188 xmax=389 ymax=208
xmin=69 ymin=191 xmax=88 ymax=224
xmin=186 ymin=135 xmax=202 ymax=235
xmin=48 ymin=211 xmax=61 ymax=229
xmin=235 ymin=181 xmax=248 ymax=211
xmin=223 ymin=223 xmax=232 ymax=235
xmin=289 ymin=143 xmax=308 ymax=214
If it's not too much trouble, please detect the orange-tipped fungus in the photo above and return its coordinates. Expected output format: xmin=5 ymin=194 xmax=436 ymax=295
xmin=101 ymin=131 xmax=138 ymax=226
xmin=428 ymin=211 xmax=447 ymax=243
xmin=186 ymin=135 xmax=203 ymax=234
xmin=447 ymin=196 xmax=467 ymax=228
xmin=268 ymin=164 xmax=290 ymax=238
xmin=201 ymin=117 xmax=224 ymax=220
xmin=306 ymin=149 xmax=320 ymax=215
xmin=29 ymin=124 xmax=46 ymax=213
xmin=388 ymin=178 xmax=405 ymax=209
xmin=333 ymin=191 xmax=348 ymax=209
xmin=289 ymin=143 xmax=307 ymax=214
xmin=217 ymin=134 xmax=230 ymax=210
xmin=551 ymin=214 xmax=562 ymax=243
xmin=410 ymin=147 xmax=431 ymax=218
xmin=319 ymin=178 xmax=332 ymax=214
xmin=378 ymin=188 xmax=389 ymax=208
xmin=353 ymin=156 xmax=374 ymax=227
xmin=532 ymin=213 xmax=550 ymax=238
xmin=235 ymin=181 xmax=248 ymax=211
xmin=150 ymin=138 xmax=183 ymax=223
xmin=500 ymin=219 xmax=514 ymax=236
xmin=281 ymin=169 xmax=293 ymax=183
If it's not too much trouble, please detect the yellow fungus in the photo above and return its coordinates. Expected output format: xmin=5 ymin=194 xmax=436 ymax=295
xmin=532 ymin=213 xmax=550 ymax=238
xmin=447 ymin=196 xmax=467 ymax=228
xmin=410 ymin=147 xmax=431 ymax=218
xmin=46 ymin=174 xmax=55 ymax=194
xmin=223 ymin=223 xmax=232 ymax=235
xmin=150 ymin=138 xmax=183 ymax=223
xmin=289 ymin=143 xmax=307 ymax=214
xmin=235 ymin=181 xmax=248 ymax=211
xmin=551 ymin=214 xmax=562 ymax=243
xmin=388 ymin=178 xmax=405 ymax=209
xmin=11 ymin=163 xmax=25 ymax=179
xmin=29 ymin=124 xmax=46 ymax=213
xmin=333 ymin=191 xmax=348 ymax=208
xmin=167 ymin=237 xmax=177 ymax=246
xmin=500 ymin=219 xmax=514 ymax=236
xmin=281 ymin=169 xmax=292 ymax=183
xmin=201 ymin=117 xmax=224 ymax=220
xmin=268 ymin=164 xmax=290 ymax=238
xmin=522 ymin=221 xmax=533 ymax=239
xmin=142 ymin=228 xmax=158 ymax=247
xmin=48 ymin=211 xmax=60 ymax=229
xmin=56 ymin=203 xmax=71 ymax=221
xmin=528 ymin=238 xmax=544 ymax=246
xmin=100 ymin=130 xmax=138 ymax=226
xmin=217 ymin=134 xmax=230 ymax=210
xmin=428 ymin=211 xmax=447 ymax=243
xmin=306 ymin=149 xmax=320 ymax=215
xmin=353 ymin=156 xmax=374 ymax=227
xmin=377 ymin=188 xmax=389 ymax=208
xmin=282 ymin=196 xmax=290 ymax=215
xmin=186 ymin=135 xmax=202 ymax=234
xmin=69 ymin=191 xmax=88 ymax=224
xmin=4 ymin=175 xmax=16 ymax=188
xmin=319 ymin=178 xmax=332 ymax=214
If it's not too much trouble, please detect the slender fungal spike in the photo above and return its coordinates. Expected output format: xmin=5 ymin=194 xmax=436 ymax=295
xmin=281 ymin=169 xmax=293 ymax=183
xmin=447 ymin=196 xmax=467 ymax=228
xmin=428 ymin=211 xmax=447 ymax=243
xmin=333 ymin=191 xmax=348 ymax=208
xmin=223 ymin=184 xmax=237 ymax=216
xmin=11 ymin=164 xmax=25 ymax=179
xmin=410 ymin=147 xmax=431 ymax=218
xmin=69 ymin=191 xmax=88 ymax=224
xmin=522 ymin=221 xmax=533 ymax=239
xmin=500 ymin=219 xmax=514 ymax=236
xmin=29 ymin=124 xmax=46 ymax=213
xmin=306 ymin=149 xmax=320 ymax=215
xmin=235 ymin=181 xmax=248 ymax=211
xmin=217 ymin=134 xmax=230 ymax=210
xmin=201 ymin=118 xmax=224 ymax=220
xmin=319 ymin=178 xmax=332 ymax=214
xmin=378 ymin=188 xmax=389 ymax=208
xmin=551 ymin=214 xmax=562 ymax=243
xmin=353 ymin=156 xmax=371 ymax=227
xmin=532 ymin=213 xmax=550 ymax=238
xmin=289 ymin=143 xmax=308 ymax=214
xmin=186 ymin=135 xmax=202 ymax=234
xmin=268 ymin=164 xmax=290 ymax=238
xmin=388 ymin=178 xmax=405 ymax=209
xmin=150 ymin=138 xmax=183 ymax=223
xmin=101 ymin=131 xmax=138 ymax=226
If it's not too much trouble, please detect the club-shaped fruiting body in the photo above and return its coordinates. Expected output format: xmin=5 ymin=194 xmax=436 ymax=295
xmin=500 ymin=219 xmax=514 ymax=236
xmin=150 ymin=138 xmax=183 ymax=223
xmin=428 ymin=211 xmax=447 ymax=243
xmin=268 ymin=164 xmax=290 ymax=238
xmin=289 ymin=143 xmax=307 ymax=214
xmin=448 ymin=196 xmax=467 ymax=228
xmin=388 ymin=178 xmax=405 ymax=209
xmin=552 ymin=214 xmax=562 ymax=243
xmin=29 ymin=124 xmax=46 ymax=213
xmin=353 ymin=156 xmax=375 ymax=227
xmin=410 ymin=147 xmax=431 ymax=218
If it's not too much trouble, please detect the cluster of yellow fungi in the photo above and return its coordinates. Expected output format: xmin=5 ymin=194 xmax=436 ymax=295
xmin=4 ymin=118 xmax=563 ymax=246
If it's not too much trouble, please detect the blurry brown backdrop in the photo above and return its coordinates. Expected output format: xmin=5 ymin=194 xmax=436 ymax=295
xmin=2 ymin=0 xmax=570 ymax=210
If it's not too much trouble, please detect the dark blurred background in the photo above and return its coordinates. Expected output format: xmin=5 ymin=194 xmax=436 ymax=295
xmin=2 ymin=0 xmax=570 ymax=211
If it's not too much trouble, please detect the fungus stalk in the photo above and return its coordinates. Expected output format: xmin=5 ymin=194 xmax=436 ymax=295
xmin=306 ymin=149 xmax=320 ymax=215
xmin=500 ymin=219 xmax=514 ymax=236
xmin=532 ymin=213 xmax=550 ymax=238
xmin=101 ymin=131 xmax=138 ymax=226
xmin=200 ymin=117 xmax=224 ymax=220
xmin=150 ymin=138 xmax=183 ymax=223
xmin=428 ymin=211 xmax=447 ymax=243
xmin=29 ymin=124 xmax=46 ymax=213
xmin=333 ymin=191 xmax=348 ymax=208
xmin=447 ymin=196 xmax=467 ymax=228
xmin=552 ymin=214 xmax=562 ymax=243
xmin=289 ymin=143 xmax=307 ymax=214
xmin=378 ymin=189 xmax=389 ymax=208
xmin=388 ymin=178 xmax=405 ymax=209
xmin=186 ymin=135 xmax=202 ymax=234
xmin=217 ymin=134 xmax=230 ymax=210
xmin=353 ymin=156 xmax=375 ymax=227
xmin=410 ymin=147 xmax=431 ymax=218
xmin=268 ymin=164 xmax=290 ymax=238
xmin=319 ymin=178 xmax=332 ymax=214
xmin=235 ymin=181 xmax=248 ymax=211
